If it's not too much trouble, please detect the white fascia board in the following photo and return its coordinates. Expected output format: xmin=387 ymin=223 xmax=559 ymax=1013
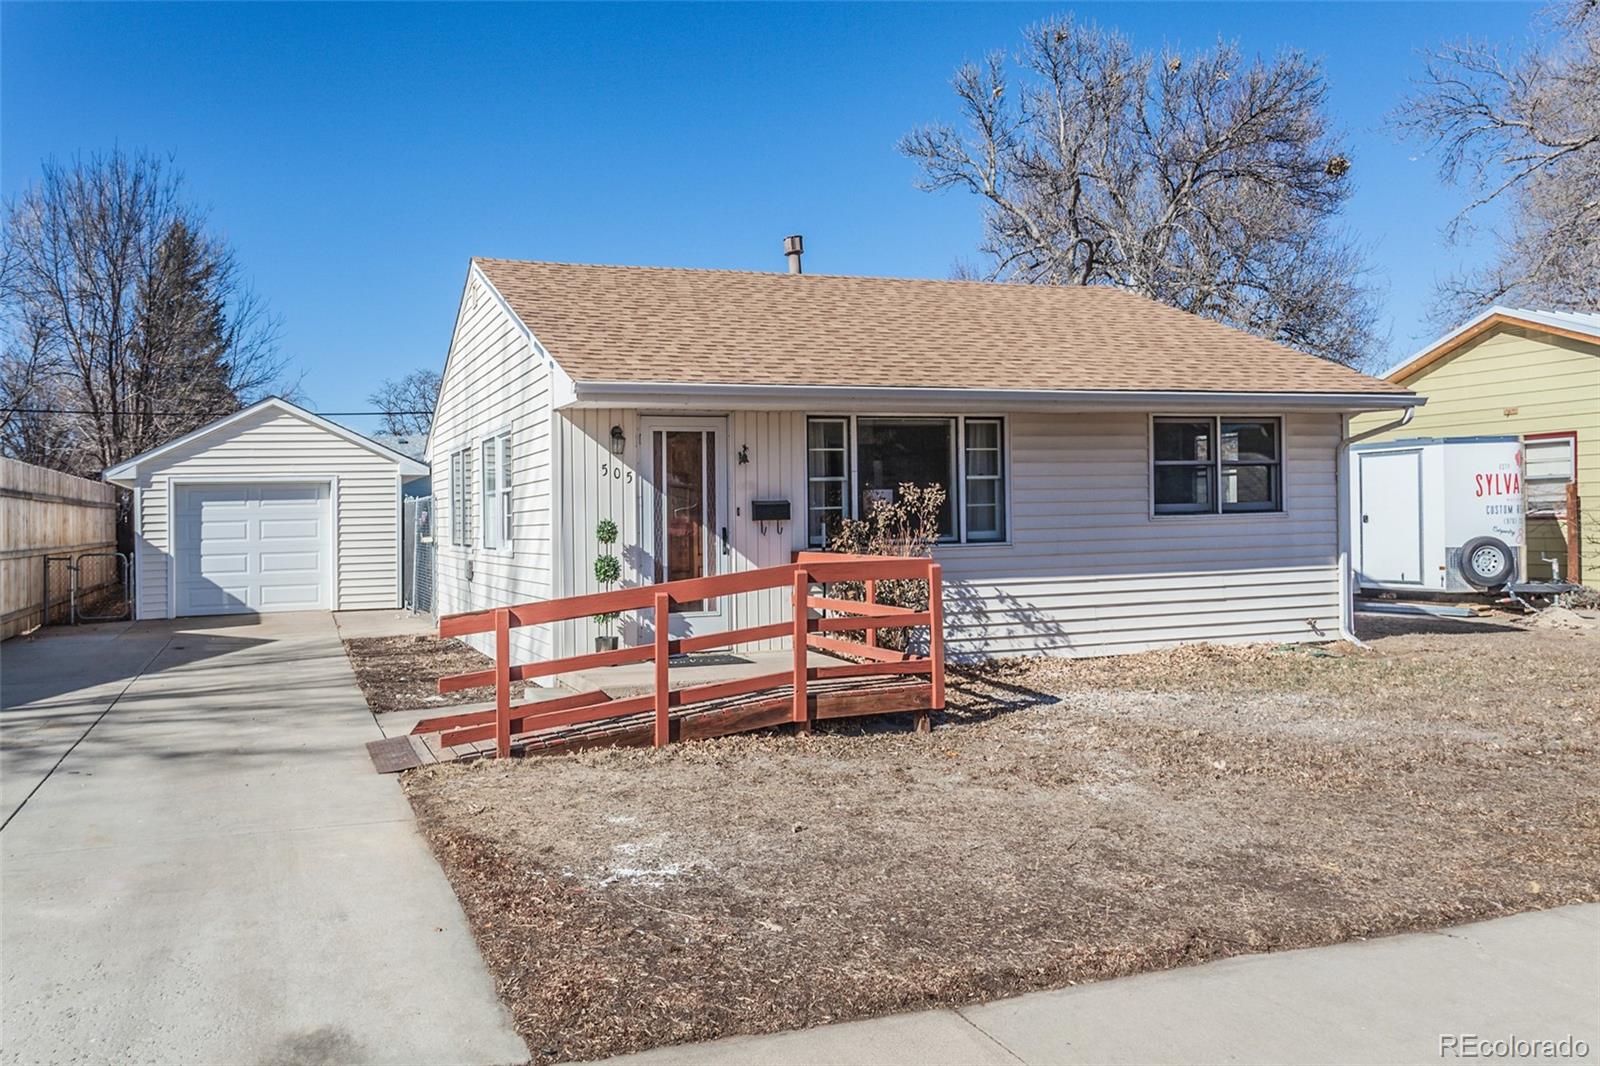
xmin=558 ymin=380 xmax=1422 ymax=413
xmin=102 ymin=396 xmax=429 ymax=482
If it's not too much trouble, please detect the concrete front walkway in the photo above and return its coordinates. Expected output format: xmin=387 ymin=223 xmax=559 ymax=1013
xmin=0 ymin=612 xmax=528 ymax=1066
xmin=597 ymin=905 xmax=1600 ymax=1066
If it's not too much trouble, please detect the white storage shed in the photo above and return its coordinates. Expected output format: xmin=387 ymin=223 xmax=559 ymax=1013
xmin=105 ymin=397 xmax=429 ymax=618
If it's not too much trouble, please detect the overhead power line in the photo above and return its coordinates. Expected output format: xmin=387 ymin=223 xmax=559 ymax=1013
xmin=5 ymin=407 xmax=431 ymax=417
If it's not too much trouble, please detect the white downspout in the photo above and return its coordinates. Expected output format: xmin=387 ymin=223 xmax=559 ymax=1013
xmin=1336 ymin=406 xmax=1417 ymax=646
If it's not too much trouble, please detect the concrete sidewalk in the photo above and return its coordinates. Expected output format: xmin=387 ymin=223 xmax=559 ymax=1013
xmin=596 ymin=905 xmax=1600 ymax=1066
xmin=0 ymin=612 xmax=528 ymax=1066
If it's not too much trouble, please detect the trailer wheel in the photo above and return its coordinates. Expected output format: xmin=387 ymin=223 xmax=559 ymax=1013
xmin=1458 ymin=536 xmax=1515 ymax=589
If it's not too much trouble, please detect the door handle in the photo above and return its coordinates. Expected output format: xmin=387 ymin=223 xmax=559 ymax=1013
xmin=720 ymin=526 xmax=729 ymax=555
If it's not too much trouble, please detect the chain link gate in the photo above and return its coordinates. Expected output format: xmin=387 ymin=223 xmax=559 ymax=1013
xmin=42 ymin=550 xmax=132 ymax=625
xmin=404 ymin=494 xmax=436 ymax=615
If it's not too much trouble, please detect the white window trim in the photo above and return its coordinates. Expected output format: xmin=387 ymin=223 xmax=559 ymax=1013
xmin=962 ymin=417 xmax=1007 ymax=543
xmin=805 ymin=413 xmax=1014 ymax=548
xmin=1147 ymin=413 xmax=1289 ymax=520
xmin=478 ymin=429 xmax=514 ymax=554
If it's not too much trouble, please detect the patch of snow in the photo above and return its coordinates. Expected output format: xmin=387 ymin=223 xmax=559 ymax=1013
xmin=598 ymin=864 xmax=685 ymax=889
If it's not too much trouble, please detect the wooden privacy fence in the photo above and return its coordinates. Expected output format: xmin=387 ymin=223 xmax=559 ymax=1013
xmin=0 ymin=458 xmax=119 ymax=640
xmin=409 ymin=552 xmax=945 ymax=759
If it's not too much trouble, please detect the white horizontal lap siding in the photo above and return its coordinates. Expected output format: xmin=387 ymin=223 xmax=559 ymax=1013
xmin=936 ymin=411 xmax=1342 ymax=657
xmin=558 ymin=407 xmax=1340 ymax=660
xmin=132 ymin=408 xmax=404 ymax=616
xmin=430 ymin=274 xmax=554 ymax=666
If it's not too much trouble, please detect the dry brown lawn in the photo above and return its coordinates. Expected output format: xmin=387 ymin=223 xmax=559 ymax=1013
xmin=403 ymin=615 xmax=1600 ymax=1064
xmin=343 ymin=634 xmax=523 ymax=713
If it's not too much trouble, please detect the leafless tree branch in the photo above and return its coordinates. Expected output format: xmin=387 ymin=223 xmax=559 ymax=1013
xmin=900 ymin=15 xmax=1378 ymax=365
xmin=0 ymin=149 xmax=289 ymax=476
xmin=1394 ymin=0 xmax=1599 ymax=319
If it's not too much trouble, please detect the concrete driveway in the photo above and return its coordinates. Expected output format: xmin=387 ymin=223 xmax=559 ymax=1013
xmin=0 ymin=612 xmax=528 ymax=1066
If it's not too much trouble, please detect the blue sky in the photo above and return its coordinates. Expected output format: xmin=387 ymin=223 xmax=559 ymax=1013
xmin=2 ymin=2 xmax=1538 ymax=430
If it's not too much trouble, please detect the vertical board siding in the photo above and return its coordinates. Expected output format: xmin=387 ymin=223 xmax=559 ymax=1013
xmin=429 ymin=275 xmax=555 ymax=665
xmin=0 ymin=458 xmax=119 ymax=639
xmin=1351 ymin=328 xmax=1599 ymax=581
xmin=132 ymin=408 xmax=406 ymax=617
xmin=549 ymin=407 xmax=1343 ymax=660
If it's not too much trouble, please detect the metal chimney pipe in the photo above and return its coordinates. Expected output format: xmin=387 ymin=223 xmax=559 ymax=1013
xmin=783 ymin=234 xmax=804 ymax=275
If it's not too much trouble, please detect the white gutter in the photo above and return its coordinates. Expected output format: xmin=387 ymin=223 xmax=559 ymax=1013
xmin=563 ymin=380 xmax=1419 ymax=413
xmin=1335 ymin=405 xmax=1418 ymax=646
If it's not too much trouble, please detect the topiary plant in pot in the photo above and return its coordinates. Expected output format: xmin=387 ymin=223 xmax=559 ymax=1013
xmin=593 ymin=519 xmax=621 ymax=651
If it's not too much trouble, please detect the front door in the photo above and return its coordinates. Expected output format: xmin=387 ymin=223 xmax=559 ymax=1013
xmin=638 ymin=417 xmax=731 ymax=638
xmin=1358 ymin=449 xmax=1424 ymax=586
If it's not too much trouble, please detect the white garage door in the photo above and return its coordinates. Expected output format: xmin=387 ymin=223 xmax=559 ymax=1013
xmin=173 ymin=483 xmax=332 ymax=616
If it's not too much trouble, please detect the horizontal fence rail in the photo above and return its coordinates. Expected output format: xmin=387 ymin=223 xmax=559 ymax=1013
xmin=412 ymin=553 xmax=945 ymax=759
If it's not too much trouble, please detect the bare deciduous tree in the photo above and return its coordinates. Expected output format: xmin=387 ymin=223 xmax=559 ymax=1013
xmin=900 ymin=15 xmax=1379 ymax=366
xmin=1395 ymin=0 xmax=1600 ymax=317
xmin=0 ymin=149 xmax=285 ymax=477
xmin=367 ymin=368 xmax=440 ymax=436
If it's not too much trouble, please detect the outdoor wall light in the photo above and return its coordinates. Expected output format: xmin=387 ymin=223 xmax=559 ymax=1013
xmin=609 ymin=425 xmax=625 ymax=456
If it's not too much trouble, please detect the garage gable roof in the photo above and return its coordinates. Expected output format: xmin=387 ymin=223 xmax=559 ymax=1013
xmin=103 ymin=397 xmax=429 ymax=484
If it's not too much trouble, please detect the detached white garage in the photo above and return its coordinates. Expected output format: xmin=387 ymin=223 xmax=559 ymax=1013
xmin=105 ymin=397 xmax=429 ymax=619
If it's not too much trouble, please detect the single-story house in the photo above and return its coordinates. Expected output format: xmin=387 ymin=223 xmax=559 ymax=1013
xmin=428 ymin=252 xmax=1417 ymax=666
xmin=105 ymin=397 xmax=429 ymax=618
xmin=1351 ymin=306 xmax=1598 ymax=583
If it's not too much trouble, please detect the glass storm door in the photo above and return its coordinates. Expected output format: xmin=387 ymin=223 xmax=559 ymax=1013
xmin=639 ymin=417 xmax=730 ymax=638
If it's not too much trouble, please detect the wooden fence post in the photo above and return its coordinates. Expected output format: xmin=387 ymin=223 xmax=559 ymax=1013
xmin=1567 ymin=482 xmax=1581 ymax=584
xmin=923 ymin=562 xmax=944 ymax=732
xmin=494 ymin=607 xmax=512 ymax=758
xmin=792 ymin=568 xmax=810 ymax=733
xmin=654 ymin=591 xmax=671 ymax=746
xmin=864 ymin=579 xmax=878 ymax=649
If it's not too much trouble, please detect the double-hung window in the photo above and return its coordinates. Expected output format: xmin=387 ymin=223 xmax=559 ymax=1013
xmin=450 ymin=447 xmax=472 ymax=546
xmin=480 ymin=433 xmax=513 ymax=549
xmin=1152 ymin=416 xmax=1282 ymax=515
xmin=963 ymin=418 xmax=1006 ymax=541
xmin=806 ymin=418 xmax=849 ymax=546
xmin=805 ymin=416 xmax=1009 ymax=546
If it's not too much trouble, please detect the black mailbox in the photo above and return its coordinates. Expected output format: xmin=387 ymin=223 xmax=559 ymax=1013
xmin=751 ymin=499 xmax=791 ymax=522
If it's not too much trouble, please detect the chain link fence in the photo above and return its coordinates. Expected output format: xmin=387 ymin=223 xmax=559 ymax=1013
xmin=404 ymin=495 xmax=436 ymax=615
xmin=41 ymin=550 xmax=132 ymax=626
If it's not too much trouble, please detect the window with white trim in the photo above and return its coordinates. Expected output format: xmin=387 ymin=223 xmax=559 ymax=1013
xmin=964 ymin=418 xmax=1006 ymax=541
xmin=806 ymin=418 xmax=849 ymax=546
xmin=805 ymin=416 xmax=1008 ymax=546
xmin=1152 ymin=416 xmax=1282 ymax=515
xmin=450 ymin=447 xmax=471 ymax=546
xmin=1525 ymin=435 xmax=1575 ymax=511
xmin=481 ymin=433 xmax=513 ymax=549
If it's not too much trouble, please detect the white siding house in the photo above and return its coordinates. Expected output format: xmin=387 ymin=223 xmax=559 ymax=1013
xmin=427 ymin=256 xmax=1418 ymax=665
xmin=105 ymin=398 xmax=428 ymax=619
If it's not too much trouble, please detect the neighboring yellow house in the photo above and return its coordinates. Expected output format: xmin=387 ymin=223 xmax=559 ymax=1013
xmin=1353 ymin=307 xmax=1599 ymax=584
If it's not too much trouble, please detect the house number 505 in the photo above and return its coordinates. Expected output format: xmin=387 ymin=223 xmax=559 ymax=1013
xmin=600 ymin=463 xmax=632 ymax=483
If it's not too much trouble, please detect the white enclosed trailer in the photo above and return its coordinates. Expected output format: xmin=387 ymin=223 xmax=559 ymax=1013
xmin=1351 ymin=436 xmax=1525 ymax=593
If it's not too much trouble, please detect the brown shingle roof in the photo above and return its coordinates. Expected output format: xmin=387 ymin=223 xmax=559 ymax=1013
xmin=474 ymin=258 xmax=1404 ymax=396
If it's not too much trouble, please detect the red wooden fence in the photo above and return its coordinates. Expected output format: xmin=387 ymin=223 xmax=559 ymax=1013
xmin=410 ymin=553 xmax=946 ymax=758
